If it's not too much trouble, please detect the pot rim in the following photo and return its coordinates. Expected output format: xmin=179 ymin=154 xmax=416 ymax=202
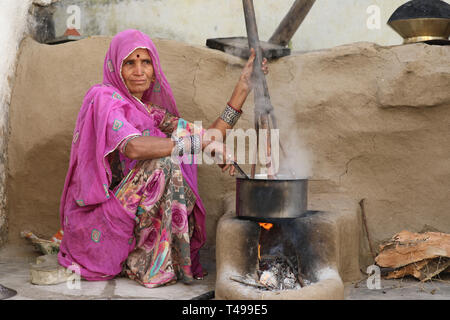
xmin=236 ymin=174 xmax=310 ymax=182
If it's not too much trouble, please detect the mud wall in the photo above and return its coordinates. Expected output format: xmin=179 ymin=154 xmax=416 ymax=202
xmin=0 ymin=0 xmax=33 ymax=247
xmin=7 ymin=37 xmax=450 ymax=261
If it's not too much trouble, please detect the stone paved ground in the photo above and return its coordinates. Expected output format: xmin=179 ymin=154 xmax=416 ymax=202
xmin=0 ymin=244 xmax=216 ymax=300
xmin=344 ymin=274 xmax=450 ymax=300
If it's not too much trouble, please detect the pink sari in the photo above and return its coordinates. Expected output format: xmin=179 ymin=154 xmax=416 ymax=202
xmin=58 ymin=29 xmax=206 ymax=280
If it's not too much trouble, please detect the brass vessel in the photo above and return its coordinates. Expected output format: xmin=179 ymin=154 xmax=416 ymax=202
xmin=387 ymin=0 xmax=450 ymax=45
xmin=389 ymin=17 xmax=450 ymax=44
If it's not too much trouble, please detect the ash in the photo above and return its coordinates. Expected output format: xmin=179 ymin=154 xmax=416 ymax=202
xmin=256 ymin=255 xmax=310 ymax=291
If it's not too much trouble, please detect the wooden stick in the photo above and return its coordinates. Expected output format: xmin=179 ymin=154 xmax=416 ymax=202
xmin=230 ymin=275 xmax=268 ymax=290
xmin=251 ymin=114 xmax=259 ymax=178
xmin=269 ymin=0 xmax=316 ymax=47
xmin=243 ymin=0 xmax=275 ymax=179
xmin=359 ymin=198 xmax=376 ymax=261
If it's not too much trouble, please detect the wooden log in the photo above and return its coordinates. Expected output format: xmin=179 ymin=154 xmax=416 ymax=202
xmin=385 ymin=260 xmax=429 ymax=279
xmin=375 ymin=230 xmax=450 ymax=268
xmin=269 ymin=0 xmax=316 ymax=47
xmin=385 ymin=257 xmax=450 ymax=281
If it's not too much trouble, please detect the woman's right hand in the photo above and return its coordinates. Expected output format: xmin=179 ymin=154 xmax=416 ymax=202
xmin=227 ymin=48 xmax=269 ymax=110
xmin=203 ymin=140 xmax=236 ymax=176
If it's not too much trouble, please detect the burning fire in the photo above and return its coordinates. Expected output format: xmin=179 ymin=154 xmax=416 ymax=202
xmin=259 ymin=223 xmax=273 ymax=230
xmin=258 ymin=223 xmax=274 ymax=260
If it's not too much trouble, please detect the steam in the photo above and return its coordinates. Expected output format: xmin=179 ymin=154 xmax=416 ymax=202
xmin=221 ymin=44 xmax=313 ymax=180
xmin=276 ymin=130 xmax=312 ymax=179
xmin=273 ymin=104 xmax=313 ymax=179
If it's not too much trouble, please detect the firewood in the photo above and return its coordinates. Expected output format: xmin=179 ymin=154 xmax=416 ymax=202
xmin=385 ymin=260 xmax=429 ymax=279
xmin=385 ymin=257 xmax=450 ymax=281
xmin=419 ymin=258 xmax=450 ymax=282
xmin=230 ymin=275 xmax=269 ymax=290
xmin=375 ymin=230 xmax=450 ymax=268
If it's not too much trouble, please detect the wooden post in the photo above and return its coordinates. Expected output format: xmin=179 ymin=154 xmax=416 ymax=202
xmin=242 ymin=0 xmax=275 ymax=178
xmin=269 ymin=0 xmax=316 ymax=47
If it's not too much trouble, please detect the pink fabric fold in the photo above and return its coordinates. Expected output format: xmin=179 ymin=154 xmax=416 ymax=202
xmin=58 ymin=29 xmax=206 ymax=280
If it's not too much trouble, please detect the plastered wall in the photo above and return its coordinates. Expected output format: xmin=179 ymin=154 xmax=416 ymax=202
xmin=7 ymin=36 xmax=450 ymax=259
xmin=0 ymin=0 xmax=32 ymax=246
xmin=48 ymin=0 xmax=430 ymax=51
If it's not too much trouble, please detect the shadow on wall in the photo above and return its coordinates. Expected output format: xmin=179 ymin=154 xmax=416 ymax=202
xmin=7 ymin=136 xmax=71 ymax=242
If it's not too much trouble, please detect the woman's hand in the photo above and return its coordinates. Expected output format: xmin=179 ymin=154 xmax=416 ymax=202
xmin=203 ymin=140 xmax=236 ymax=176
xmin=238 ymin=48 xmax=269 ymax=92
xmin=228 ymin=48 xmax=269 ymax=111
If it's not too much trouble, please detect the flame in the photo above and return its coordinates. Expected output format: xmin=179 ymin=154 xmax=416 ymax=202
xmin=258 ymin=223 xmax=273 ymax=260
xmin=259 ymin=223 xmax=273 ymax=230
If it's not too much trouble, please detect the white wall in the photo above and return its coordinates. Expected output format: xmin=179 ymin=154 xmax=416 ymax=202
xmin=0 ymin=0 xmax=31 ymax=128
xmin=0 ymin=0 xmax=32 ymax=244
xmin=51 ymin=0 xmax=449 ymax=52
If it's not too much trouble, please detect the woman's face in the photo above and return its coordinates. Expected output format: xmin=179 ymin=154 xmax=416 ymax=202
xmin=121 ymin=48 xmax=154 ymax=100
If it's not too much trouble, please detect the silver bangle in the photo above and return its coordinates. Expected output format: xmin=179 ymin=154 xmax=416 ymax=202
xmin=190 ymin=135 xmax=201 ymax=155
xmin=176 ymin=137 xmax=185 ymax=156
xmin=220 ymin=104 xmax=241 ymax=127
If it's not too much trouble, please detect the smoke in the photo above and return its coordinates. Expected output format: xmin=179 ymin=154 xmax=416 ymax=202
xmin=278 ymin=128 xmax=313 ymax=179
xmin=220 ymin=42 xmax=313 ymax=180
xmin=272 ymin=101 xmax=313 ymax=179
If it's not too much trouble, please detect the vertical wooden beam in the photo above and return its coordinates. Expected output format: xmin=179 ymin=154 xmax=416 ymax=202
xmin=269 ymin=0 xmax=316 ymax=47
xmin=242 ymin=0 xmax=271 ymax=114
xmin=242 ymin=0 xmax=275 ymax=178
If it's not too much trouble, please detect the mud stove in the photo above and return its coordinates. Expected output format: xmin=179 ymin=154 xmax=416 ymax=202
xmin=215 ymin=175 xmax=345 ymax=300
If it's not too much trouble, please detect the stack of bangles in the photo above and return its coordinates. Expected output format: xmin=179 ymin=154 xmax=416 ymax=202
xmin=175 ymin=134 xmax=202 ymax=157
xmin=175 ymin=102 xmax=242 ymax=156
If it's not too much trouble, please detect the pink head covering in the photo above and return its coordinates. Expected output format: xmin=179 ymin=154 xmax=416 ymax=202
xmin=58 ymin=29 xmax=206 ymax=279
xmin=103 ymin=29 xmax=179 ymax=116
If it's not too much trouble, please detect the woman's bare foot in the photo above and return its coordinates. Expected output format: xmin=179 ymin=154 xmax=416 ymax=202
xmin=194 ymin=270 xmax=208 ymax=280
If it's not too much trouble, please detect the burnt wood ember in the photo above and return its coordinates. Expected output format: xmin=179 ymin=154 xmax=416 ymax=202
xmin=229 ymin=275 xmax=269 ymax=290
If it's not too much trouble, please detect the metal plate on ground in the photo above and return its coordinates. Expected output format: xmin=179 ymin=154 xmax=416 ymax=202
xmin=0 ymin=284 xmax=17 ymax=300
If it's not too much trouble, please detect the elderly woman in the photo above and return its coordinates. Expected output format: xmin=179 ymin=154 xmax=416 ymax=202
xmin=57 ymin=29 xmax=267 ymax=288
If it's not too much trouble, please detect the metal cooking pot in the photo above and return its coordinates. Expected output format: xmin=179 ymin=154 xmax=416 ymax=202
xmin=236 ymin=174 xmax=308 ymax=220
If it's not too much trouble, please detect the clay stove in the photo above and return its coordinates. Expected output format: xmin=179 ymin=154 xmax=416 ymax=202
xmin=215 ymin=175 xmax=345 ymax=300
